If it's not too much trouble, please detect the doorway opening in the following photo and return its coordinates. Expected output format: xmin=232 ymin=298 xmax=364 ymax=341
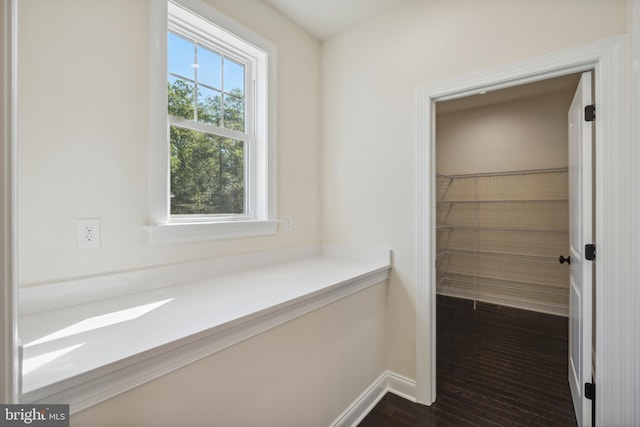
xmin=434 ymin=74 xmax=580 ymax=316
xmin=433 ymin=72 xmax=586 ymax=425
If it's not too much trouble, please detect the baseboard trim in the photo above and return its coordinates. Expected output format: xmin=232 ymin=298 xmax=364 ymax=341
xmin=437 ymin=289 xmax=569 ymax=317
xmin=331 ymin=371 xmax=417 ymax=427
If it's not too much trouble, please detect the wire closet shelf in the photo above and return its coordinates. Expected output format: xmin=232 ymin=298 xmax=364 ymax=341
xmin=435 ymin=168 xmax=570 ymax=313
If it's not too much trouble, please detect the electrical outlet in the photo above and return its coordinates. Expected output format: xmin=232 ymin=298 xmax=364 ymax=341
xmin=283 ymin=215 xmax=293 ymax=232
xmin=78 ymin=218 xmax=101 ymax=248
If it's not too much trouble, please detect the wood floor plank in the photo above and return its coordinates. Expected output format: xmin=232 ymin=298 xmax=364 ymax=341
xmin=358 ymin=296 xmax=578 ymax=426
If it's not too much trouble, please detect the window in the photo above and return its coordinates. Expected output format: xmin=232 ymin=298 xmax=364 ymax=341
xmin=148 ymin=0 xmax=277 ymax=244
xmin=167 ymin=28 xmax=248 ymax=216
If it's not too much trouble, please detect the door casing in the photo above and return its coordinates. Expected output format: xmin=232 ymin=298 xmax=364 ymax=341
xmin=416 ymin=35 xmax=628 ymax=427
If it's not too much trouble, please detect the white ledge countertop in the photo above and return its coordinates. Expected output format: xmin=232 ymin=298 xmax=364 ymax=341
xmin=18 ymin=245 xmax=391 ymax=410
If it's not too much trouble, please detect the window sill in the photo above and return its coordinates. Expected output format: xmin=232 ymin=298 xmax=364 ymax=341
xmin=18 ymin=245 xmax=391 ymax=413
xmin=146 ymin=219 xmax=279 ymax=244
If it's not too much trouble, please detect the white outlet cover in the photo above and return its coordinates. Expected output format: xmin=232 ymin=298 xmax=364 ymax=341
xmin=78 ymin=218 xmax=101 ymax=248
xmin=283 ymin=215 xmax=293 ymax=232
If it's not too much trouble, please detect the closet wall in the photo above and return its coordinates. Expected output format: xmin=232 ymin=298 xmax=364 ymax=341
xmin=436 ymin=86 xmax=577 ymax=315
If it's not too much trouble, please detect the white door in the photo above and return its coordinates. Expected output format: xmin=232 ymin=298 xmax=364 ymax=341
xmin=567 ymin=71 xmax=594 ymax=427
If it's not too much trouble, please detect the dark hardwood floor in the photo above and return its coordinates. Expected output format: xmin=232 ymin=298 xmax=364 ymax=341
xmin=359 ymin=296 xmax=578 ymax=426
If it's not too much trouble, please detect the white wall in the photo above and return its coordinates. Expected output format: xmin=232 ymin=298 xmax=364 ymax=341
xmin=17 ymin=0 xmax=321 ymax=285
xmin=14 ymin=0 xmax=388 ymax=425
xmin=436 ymin=90 xmax=575 ymax=175
xmin=630 ymin=1 xmax=640 ymax=425
xmin=1 ymin=0 xmax=11 ymax=405
xmin=321 ymin=0 xmax=626 ymax=387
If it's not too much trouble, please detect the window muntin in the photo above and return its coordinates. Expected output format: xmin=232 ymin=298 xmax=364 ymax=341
xmin=167 ymin=31 xmax=246 ymax=131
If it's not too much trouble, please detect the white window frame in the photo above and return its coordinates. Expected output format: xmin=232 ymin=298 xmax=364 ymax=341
xmin=148 ymin=0 xmax=277 ymax=244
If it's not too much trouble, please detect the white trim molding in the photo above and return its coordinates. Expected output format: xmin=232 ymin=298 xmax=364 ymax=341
xmin=146 ymin=219 xmax=279 ymax=245
xmin=331 ymin=371 xmax=416 ymax=427
xmin=1 ymin=0 xmax=19 ymax=405
xmin=416 ymin=35 xmax=630 ymax=427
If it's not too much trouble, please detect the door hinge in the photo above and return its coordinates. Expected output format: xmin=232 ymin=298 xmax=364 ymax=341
xmin=585 ymin=105 xmax=595 ymax=122
xmin=585 ymin=244 xmax=596 ymax=261
xmin=585 ymin=382 xmax=596 ymax=400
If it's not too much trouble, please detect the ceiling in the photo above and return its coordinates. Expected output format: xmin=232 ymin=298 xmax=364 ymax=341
xmin=436 ymin=73 xmax=582 ymax=114
xmin=264 ymin=0 xmax=413 ymax=40
xmin=262 ymin=1 xmax=581 ymax=111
